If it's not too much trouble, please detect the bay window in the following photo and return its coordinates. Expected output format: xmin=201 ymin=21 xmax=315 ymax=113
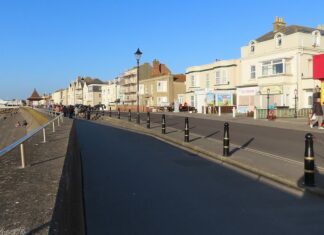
xmin=261 ymin=59 xmax=284 ymax=77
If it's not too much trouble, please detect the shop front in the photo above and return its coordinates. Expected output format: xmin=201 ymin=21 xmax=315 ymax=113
xmin=237 ymin=86 xmax=259 ymax=113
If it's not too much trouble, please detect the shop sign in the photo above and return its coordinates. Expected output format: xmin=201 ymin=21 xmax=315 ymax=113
xmin=260 ymin=86 xmax=282 ymax=95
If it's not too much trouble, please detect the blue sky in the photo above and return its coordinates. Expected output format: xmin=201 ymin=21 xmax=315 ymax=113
xmin=1 ymin=0 xmax=324 ymax=99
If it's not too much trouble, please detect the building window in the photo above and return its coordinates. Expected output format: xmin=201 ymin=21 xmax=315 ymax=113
xmin=157 ymin=81 xmax=167 ymax=92
xmin=262 ymin=59 xmax=284 ymax=77
xmin=250 ymin=65 xmax=256 ymax=79
xmin=206 ymin=74 xmax=210 ymax=89
xmin=190 ymin=76 xmax=195 ymax=87
xmin=216 ymin=70 xmax=228 ymax=85
xmin=157 ymin=96 xmax=167 ymax=106
xmin=272 ymin=59 xmax=283 ymax=74
xmin=275 ymin=34 xmax=282 ymax=47
xmin=250 ymin=41 xmax=255 ymax=53
xmin=190 ymin=95 xmax=195 ymax=107
xmin=216 ymin=71 xmax=221 ymax=85
xmin=313 ymin=31 xmax=321 ymax=47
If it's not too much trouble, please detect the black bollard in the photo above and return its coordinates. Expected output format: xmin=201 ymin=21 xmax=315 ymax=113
xmin=223 ymin=122 xmax=230 ymax=156
xmin=304 ymin=133 xmax=315 ymax=186
xmin=147 ymin=112 xmax=150 ymax=129
xmin=117 ymin=108 xmax=120 ymax=119
xmin=184 ymin=117 xmax=189 ymax=142
xmin=162 ymin=114 xmax=166 ymax=134
xmin=109 ymin=107 xmax=111 ymax=117
xmin=128 ymin=109 xmax=131 ymax=122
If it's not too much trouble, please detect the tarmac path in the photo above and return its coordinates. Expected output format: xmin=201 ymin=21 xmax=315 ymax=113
xmin=75 ymin=120 xmax=324 ymax=235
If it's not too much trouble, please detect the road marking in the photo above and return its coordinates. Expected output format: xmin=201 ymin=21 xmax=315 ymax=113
xmin=190 ymin=132 xmax=324 ymax=173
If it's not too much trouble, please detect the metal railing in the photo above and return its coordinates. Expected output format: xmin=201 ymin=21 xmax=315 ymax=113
xmin=0 ymin=113 xmax=64 ymax=168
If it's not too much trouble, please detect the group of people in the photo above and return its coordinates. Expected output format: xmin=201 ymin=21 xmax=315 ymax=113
xmin=49 ymin=105 xmax=75 ymax=118
xmin=310 ymin=97 xmax=324 ymax=129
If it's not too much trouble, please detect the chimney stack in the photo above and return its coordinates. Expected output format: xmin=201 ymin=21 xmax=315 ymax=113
xmin=273 ymin=16 xmax=286 ymax=32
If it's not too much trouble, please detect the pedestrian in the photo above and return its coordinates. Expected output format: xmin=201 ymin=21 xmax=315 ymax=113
xmin=310 ymin=98 xmax=324 ymax=129
xmin=62 ymin=106 xmax=67 ymax=117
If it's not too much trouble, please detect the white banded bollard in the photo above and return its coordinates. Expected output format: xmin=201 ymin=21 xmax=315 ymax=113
xmin=128 ymin=109 xmax=131 ymax=122
xmin=223 ymin=122 xmax=230 ymax=156
xmin=184 ymin=117 xmax=189 ymax=142
xmin=117 ymin=108 xmax=120 ymax=119
xmin=304 ymin=133 xmax=315 ymax=186
xmin=147 ymin=112 xmax=150 ymax=128
xmin=109 ymin=107 xmax=112 ymax=117
xmin=162 ymin=114 xmax=166 ymax=134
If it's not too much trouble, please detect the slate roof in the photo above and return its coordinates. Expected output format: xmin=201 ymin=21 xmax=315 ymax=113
xmin=256 ymin=25 xmax=324 ymax=42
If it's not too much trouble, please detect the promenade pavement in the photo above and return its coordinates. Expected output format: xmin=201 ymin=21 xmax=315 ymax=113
xmin=96 ymin=111 xmax=324 ymax=197
xmin=0 ymin=116 xmax=73 ymax=235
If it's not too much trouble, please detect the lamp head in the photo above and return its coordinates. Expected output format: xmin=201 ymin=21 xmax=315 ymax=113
xmin=134 ymin=48 xmax=142 ymax=61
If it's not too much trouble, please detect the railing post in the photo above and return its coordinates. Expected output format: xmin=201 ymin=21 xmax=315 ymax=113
xmin=109 ymin=107 xmax=112 ymax=117
xmin=20 ymin=143 xmax=26 ymax=168
xmin=57 ymin=116 xmax=60 ymax=127
xmin=43 ymin=128 xmax=46 ymax=143
xmin=184 ymin=117 xmax=189 ymax=142
xmin=304 ymin=133 xmax=315 ymax=186
xmin=117 ymin=108 xmax=120 ymax=119
xmin=147 ymin=112 xmax=150 ymax=129
xmin=162 ymin=114 xmax=166 ymax=134
xmin=52 ymin=121 xmax=55 ymax=133
xmin=61 ymin=114 xmax=64 ymax=123
xmin=254 ymin=107 xmax=257 ymax=119
xmin=128 ymin=109 xmax=131 ymax=122
xmin=218 ymin=106 xmax=221 ymax=116
xmin=232 ymin=107 xmax=236 ymax=118
xmin=223 ymin=122 xmax=230 ymax=156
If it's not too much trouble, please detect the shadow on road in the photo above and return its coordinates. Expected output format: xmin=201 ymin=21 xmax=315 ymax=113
xmin=229 ymin=137 xmax=255 ymax=156
xmin=204 ymin=131 xmax=220 ymax=139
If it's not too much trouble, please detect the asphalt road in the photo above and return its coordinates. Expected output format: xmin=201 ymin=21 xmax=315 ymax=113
xmin=111 ymin=111 xmax=324 ymax=167
xmin=75 ymin=120 xmax=324 ymax=235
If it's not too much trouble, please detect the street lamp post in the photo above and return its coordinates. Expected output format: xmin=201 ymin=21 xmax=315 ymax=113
xmin=294 ymin=89 xmax=298 ymax=118
xmin=267 ymin=88 xmax=270 ymax=119
xmin=134 ymin=48 xmax=142 ymax=124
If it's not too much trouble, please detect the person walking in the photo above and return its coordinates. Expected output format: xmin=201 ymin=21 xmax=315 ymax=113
xmin=310 ymin=98 xmax=324 ymax=129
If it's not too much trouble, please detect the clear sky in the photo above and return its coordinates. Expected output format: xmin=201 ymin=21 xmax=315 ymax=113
xmin=1 ymin=0 xmax=324 ymax=100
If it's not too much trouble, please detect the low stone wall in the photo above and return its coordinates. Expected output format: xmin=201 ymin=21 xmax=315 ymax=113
xmin=49 ymin=122 xmax=86 ymax=234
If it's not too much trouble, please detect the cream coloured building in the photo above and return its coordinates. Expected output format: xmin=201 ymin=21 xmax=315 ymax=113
xmin=51 ymin=89 xmax=68 ymax=105
xmin=239 ymin=17 xmax=324 ymax=112
xmin=102 ymin=78 xmax=122 ymax=109
xmin=67 ymin=76 xmax=104 ymax=106
xmin=185 ymin=59 xmax=240 ymax=113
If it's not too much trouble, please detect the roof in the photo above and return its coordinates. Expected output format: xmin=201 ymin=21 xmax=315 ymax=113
xmin=27 ymin=89 xmax=42 ymax=101
xmin=84 ymin=77 xmax=104 ymax=85
xmin=173 ymin=74 xmax=186 ymax=82
xmin=256 ymin=25 xmax=324 ymax=42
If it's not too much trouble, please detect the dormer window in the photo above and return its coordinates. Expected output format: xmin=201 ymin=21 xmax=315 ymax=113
xmin=275 ymin=34 xmax=282 ymax=47
xmin=312 ymin=30 xmax=321 ymax=47
xmin=250 ymin=41 xmax=255 ymax=53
